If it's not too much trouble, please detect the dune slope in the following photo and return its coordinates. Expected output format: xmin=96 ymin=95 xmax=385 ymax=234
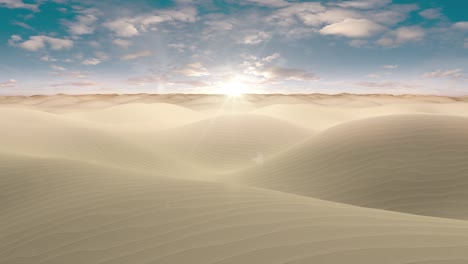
xmin=234 ymin=115 xmax=468 ymax=219
xmin=2 ymin=154 xmax=468 ymax=264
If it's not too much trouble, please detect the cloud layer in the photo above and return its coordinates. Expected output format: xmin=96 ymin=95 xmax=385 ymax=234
xmin=0 ymin=0 xmax=467 ymax=95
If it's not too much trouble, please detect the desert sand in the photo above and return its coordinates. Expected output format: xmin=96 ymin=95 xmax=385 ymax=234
xmin=2 ymin=93 xmax=468 ymax=263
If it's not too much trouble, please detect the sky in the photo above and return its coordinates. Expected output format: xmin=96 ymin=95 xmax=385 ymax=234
xmin=0 ymin=0 xmax=467 ymax=95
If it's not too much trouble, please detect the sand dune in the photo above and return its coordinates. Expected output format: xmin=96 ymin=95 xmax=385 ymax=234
xmin=235 ymin=115 xmax=468 ymax=219
xmin=2 ymin=154 xmax=468 ymax=264
xmin=152 ymin=114 xmax=311 ymax=170
xmin=0 ymin=108 xmax=202 ymax=176
xmin=0 ymin=108 xmax=309 ymax=173
xmin=2 ymin=94 xmax=468 ymax=263
xmin=65 ymin=103 xmax=207 ymax=131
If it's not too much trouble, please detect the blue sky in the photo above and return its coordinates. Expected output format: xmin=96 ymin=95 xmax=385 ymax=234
xmin=0 ymin=0 xmax=467 ymax=95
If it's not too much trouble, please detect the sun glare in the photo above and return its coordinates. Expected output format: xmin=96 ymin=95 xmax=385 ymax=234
xmin=221 ymin=77 xmax=247 ymax=98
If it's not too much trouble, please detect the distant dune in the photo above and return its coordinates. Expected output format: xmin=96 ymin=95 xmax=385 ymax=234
xmin=0 ymin=107 xmax=200 ymax=176
xmin=66 ymin=103 xmax=206 ymax=130
xmin=2 ymin=94 xmax=468 ymax=263
xmin=153 ymin=114 xmax=311 ymax=171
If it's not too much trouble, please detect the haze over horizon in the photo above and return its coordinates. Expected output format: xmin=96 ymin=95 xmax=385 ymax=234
xmin=1 ymin=0 xmax=467 ymax=95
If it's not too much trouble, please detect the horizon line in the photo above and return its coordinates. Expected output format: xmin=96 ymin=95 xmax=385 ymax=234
xmin=0 ymin=93 xmax=468 ymax=98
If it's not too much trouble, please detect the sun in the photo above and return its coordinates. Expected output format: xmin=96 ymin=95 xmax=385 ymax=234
xmin=221 ymin=76 xmax=247 ymax=98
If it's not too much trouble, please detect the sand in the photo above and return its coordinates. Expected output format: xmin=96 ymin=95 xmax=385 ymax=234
xmin=234 ymin=114 xmax=468 ymax=220
xmin=2 ymin=93 xmax=468 ymax=263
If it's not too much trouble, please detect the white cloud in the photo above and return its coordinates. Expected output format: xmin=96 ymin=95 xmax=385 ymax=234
xmin=18 ymin=36 xmax=47 ymax=51
xmin=8 ymin=34 xmax=22 ymax=46
xmin=202 ymin=16 xmax=237 ymax=39
xmin=241 ymin=53 xmax=281 ymax=76
xmin=120 ymin=50 xmax=153 ymax=60
xmin=104 ymin=7 xmax=197 ymax=37
xmin=336 ymin=0 xmax=391 ymax=9
xmin=11 ymin=20 xmax=33 ymax=30
xmin=239 ymin=31 xmax=272 ymax=45
xmin=377 ymin=26 xmax=425 ymax=47
xmin=113 ymin=38 xmax=132 ymax=48
xmin=419 ymin=8 xmax=442 ymax=20
xmin=65 ymin=8 xmax=99 ymax=35
xmin=104 ymin=19 xmax=139 ymax=37
xmin=81 ymin=58 xmax=102 ymax=65
xmin=382 ymin=65 xmax=398 ymax=69
xmin=453 ymin=22 xmax=468 ymax=30
xmin=320 ymin=18 xmax=384 ymax=38
xmin=177 ymin=62 xmax=210 ymax=77
xmin=263 ymin=53 xmax=281 ymax=63
xmin=263 ymin=67 xmax=320 ymax=81
xmin=10 ymin=35 xmax=73 ymax=51
xmin=241 ymin=53 xmax=318 ymax=82
xmin=157 ymin=7 xmax=197 ymax=23
xmin=423 ymin=69 xmax=463 ymax=79
xmin=315 ymin=8 xmax=361 ymax=25
xmin=50 ymin=65 xmax=66 ymax=71
xmin=168 ymin=43 xmax=194 ymax=52
xmin=0 ymin=79 xmax=17 ymax=88
xmin=40 ymin=55 xmax=57 ymax=62
xmin=265 ymin=0 xmax=415 ymax=38
xmin=266 ymin=2 xmax=325 ymax=27
xmin=268 ymin=3 xmax=365 ymax=29
xmin=0 ymin=0 xmax=37 ymax=11
xmin=368 ymin=4 xmax=418 ymax=25
xmin=392 ymin=26 xmax=425 ymax=42
xmin=263 ymin=1 xmax=415 ymax=41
